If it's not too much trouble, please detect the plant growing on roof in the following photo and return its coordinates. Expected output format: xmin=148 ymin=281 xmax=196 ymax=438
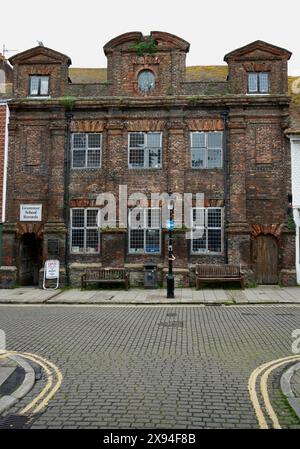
xmin=60 ymin=95 xmax=77 ymax=111
xmin=130 ymin=36 xmax=158 ymax=56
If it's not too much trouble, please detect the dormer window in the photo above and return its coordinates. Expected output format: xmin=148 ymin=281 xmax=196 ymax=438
xmin=248 ymin=72 xmax=269 ymax=94
xmin=138 ymin=70 xmax=155 ymax=93
xmin=29 ymin=75 xmax=49 ymax=96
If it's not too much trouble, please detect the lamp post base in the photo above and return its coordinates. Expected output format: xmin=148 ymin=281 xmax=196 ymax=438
xmin=166 ymin=274 xmax=175 ymax=298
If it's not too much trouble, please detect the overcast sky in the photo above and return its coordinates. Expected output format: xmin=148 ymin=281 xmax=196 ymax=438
xmin=2 ymin=0 xmax=300 ymax=74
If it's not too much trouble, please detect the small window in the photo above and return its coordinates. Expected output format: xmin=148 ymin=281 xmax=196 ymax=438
xmin=248 ymin=72 xmax=269 ymax=94
xmin=128 ymin=132 xmax=162 ymax=169
xmin=72 ymin=133 xmax=102 ymax=168
xmin=191 ymin=207 xmax=223 ymax=254
xmin=191 ymin=132 xmax=223 ymax=169
xmin=70 ymin=208 xmax=100 ymax=253
xmin=128 ymin=208 xmax=161 ymax=254
xmin=138 ymin=70 xmax=155 ymax=93
xmin=29 ymin=76 xmax=49 ymax=96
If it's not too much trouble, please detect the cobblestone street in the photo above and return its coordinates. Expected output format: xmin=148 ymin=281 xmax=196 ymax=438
xmin=0 ymin=304 xmax=300 ymax=429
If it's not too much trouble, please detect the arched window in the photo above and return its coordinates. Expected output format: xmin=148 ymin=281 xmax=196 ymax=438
xmin=138 ymin=70 xmax=155 ymax=93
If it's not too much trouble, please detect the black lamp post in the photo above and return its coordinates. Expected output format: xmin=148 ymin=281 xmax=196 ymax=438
xmin=167 ymin=193 xmax=175 ymax=298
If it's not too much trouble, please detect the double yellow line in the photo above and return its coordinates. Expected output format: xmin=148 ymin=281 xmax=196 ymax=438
xmin=0 ymin=351 xmax=62 ymax=415
xmin=248 ymin=355 xmax=300 ymax=429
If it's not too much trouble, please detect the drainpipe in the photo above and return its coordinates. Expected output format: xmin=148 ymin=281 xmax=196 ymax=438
xmin=221 ymin=111 xmax=229 ymax=264
xmin=64 ymin=111 xmax=73 ymax=286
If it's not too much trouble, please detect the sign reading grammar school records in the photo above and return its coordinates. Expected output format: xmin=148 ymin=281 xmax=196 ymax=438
xmin=20 ymin=204 xmax=42 ymax=221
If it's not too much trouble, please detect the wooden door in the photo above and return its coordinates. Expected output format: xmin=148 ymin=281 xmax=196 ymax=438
xmin=254 ymin=234 xmax=278 ymax=284
xmin=19 ymin=234 xmax=41 ymax=285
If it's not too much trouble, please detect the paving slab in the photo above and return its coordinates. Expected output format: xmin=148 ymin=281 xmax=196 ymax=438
xmin=0 ymin=287 xmax=60 ymax=303
xmin=0 ymin=285 xmax=300 ymax=304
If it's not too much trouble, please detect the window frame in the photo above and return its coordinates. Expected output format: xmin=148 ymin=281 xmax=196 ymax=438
xmin=191 ymin=207 xmax=224 ymax=255
xmin=137 ymin=70 xmax=156 ymax=93
xmin=247 ymin=72 xmax=270 ymax=94
xmin=29 ymin=75 xmax=50 ymax=97
xmin=128 ymin=132 xmax=162 ymax=169
xmin=190 ymin=131 xmax=223 ymax=170
xmin=128 ymin=207 xmax=161 ymax=255
xmin=70 ymin=208 xmax=100 ymax=254
xmin=71 ymin=133 xmax=102 ymax=169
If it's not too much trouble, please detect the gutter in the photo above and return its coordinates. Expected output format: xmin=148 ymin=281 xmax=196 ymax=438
xmin=222 ymin=111 xmax=229 ymax=264
xmin=1 ymin=102 xmax=10 ymax=224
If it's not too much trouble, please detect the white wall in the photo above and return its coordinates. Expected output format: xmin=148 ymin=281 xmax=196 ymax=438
xmin=290 ymin=136 xmax=300 ymax=284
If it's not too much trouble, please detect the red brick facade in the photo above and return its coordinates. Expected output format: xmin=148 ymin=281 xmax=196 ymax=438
xmin=0 ymin=54 xmax=12 ymax=225
xmin=0 ymin=33 xmax=296 ymax=287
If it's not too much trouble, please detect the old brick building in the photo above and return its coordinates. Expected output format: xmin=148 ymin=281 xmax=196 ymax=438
xmin=0 ymin=32 xmax=297 ymax=287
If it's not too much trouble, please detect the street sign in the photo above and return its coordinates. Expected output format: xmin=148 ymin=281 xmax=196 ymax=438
xmin=166 ymin=219 xmax=175 ymax=230
xmin=43 ymin=259 xmax=60 ymax=289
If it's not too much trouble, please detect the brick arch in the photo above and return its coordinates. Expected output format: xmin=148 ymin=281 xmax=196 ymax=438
xmin=249 ymin=223 xmax=284 ymax=239
xmin=126 ymin=119 xmax=166 ymax=132
xmin=71 ymin=120 xmax=105 ymax=133
xmin=16 ymin=223 xmax=43 ymax=240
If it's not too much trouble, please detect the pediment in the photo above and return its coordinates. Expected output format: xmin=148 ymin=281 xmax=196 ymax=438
xmin=224 ymin=40 xmax=291 ymax=62
xmin=9 ymin=46 xmax=71 ymax=66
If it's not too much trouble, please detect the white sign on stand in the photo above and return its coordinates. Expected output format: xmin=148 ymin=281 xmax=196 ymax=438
xmin=43 ymin=259 xmax=60 ymax=289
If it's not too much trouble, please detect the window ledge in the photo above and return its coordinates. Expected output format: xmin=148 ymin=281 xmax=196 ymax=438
xmin=246 ymin=93 xmax=270 ymax=96
xmin=27 ymin=96 xmax=51 ymax=99
xmin=190 ymin=167 xmax=223 ymax=171
xmin=128 ymin=167 xmax=162 ymax=170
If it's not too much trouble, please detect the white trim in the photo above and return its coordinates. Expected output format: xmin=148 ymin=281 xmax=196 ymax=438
xmin=71 ymin=133 xmax=102 ymax=169
xmin=70 ymin=208 xmax=100 ymax=254
xmin=128 ymin=207 xmax=161 ymax=254
xmin=190 ymin=207 xmax=224 ymax=255
xmin=190 ymin=131 xmax=223 ymax=169
xmin=289 ymin=135 xmax=300 ymax=284
xmin=26 ymin=96 xmax=51 ymax=100
xmin=2 ymin=103 xmax=9 ymax=223
xmin=128 ymin=131 xmax=162 ymax=169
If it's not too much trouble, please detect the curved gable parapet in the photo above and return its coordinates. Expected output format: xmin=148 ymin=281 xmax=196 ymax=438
xmin=103 ymin=31 xmax=190 ymax=55
xmin=224 ymin=40 xmax=292 ymax=62
xmin=150 ymin=31 xmax=190 ymax=52
xmin=103 ymin=32 xmax=143 ymax=55
xmin=9 ymin=46 xmax=72 ymax=66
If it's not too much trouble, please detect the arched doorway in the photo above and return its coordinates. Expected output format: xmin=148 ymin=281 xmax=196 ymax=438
xmin=253 ymin=234 xmax=278 ymax=284
xmin=19 ymin=233 xmax=42 ymax=286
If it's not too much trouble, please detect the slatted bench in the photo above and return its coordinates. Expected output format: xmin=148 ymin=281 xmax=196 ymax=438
xmin=81 ymin=268 xmax=130 ymax=290
xmin=195 ymin=264 xmax=245 ymax=289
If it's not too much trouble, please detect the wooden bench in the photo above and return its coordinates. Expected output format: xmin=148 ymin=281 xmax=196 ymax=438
xmin=81 ymin=268 xmax=130 ymax=290
xmin=195 ymin=264 xmax=245 ymax=289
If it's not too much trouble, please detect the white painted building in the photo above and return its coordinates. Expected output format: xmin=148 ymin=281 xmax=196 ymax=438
xmin=289 ymin=135 xmax=300 ymax=283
